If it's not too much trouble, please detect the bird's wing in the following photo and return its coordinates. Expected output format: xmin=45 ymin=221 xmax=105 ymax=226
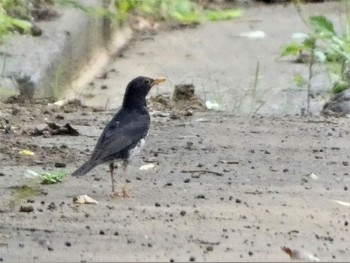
xmin=88 ymin=109 xmax=150 ymax=164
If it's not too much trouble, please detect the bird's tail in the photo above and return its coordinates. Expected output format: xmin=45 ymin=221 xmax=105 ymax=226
xmin=71 ymin=160 xmax=96 ymax=177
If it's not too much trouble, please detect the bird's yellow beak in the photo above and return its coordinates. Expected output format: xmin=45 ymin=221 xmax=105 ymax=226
xmin=151 ymin=77 xmax=166 ymax=87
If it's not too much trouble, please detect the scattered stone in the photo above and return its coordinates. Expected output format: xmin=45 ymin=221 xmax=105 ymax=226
xmin=180 ymin=210 xmax=186 ymax=216
xmin=195 ymin=194 xmax=206 ymax=199
xmin=155 ymin=202 xmax=161 ymax=207
xmin=65 ymin=241 xmax=71 ymax=247
xmin=173 ymin=84 xmax=196 ymax=101
xmin=189 ymin=256 xmax=195 ymax=262
xmin=19 ymin=205 xmax=34 ymax=213
xmin=54 ymin=162 xmax=66 ymax=168
xmin=47 ymin=202 xmax=56 ymax=211
xmin=32 ymin=122 xmax=79 ymax=137
xmin=235 ymin=199 xmax=242 ymax=204
xmin=206 ymin=246 xmax=213 ymax=252
xmin=99 ymin=230 xmax=105 ymax=235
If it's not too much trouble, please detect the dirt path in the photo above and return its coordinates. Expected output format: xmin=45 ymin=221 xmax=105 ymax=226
xmin=0 ymin=101 xmax=349 ymax=261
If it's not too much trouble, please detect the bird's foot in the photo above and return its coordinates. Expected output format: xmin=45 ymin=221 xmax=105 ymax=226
xmin=111 ymin=187 xmax=130 ymax=198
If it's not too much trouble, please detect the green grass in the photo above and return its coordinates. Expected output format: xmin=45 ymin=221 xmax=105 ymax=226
xmin=8 ymin=184 xmax=42 ymax=209
xmin=115 ymin=0 xmax=242 ymax=25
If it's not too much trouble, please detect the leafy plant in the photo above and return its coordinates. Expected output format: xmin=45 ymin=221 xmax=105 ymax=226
xmin=26 ymin=169 xmax=68 ymax=184
xmin=281 ymin=0 xmax=350 ymax=114
xmin=40 ymin=170 xmax=67 ymax=184
xmin=0 ymin=3 xmax=31 ymax=41
xmin=115 ymin=0 xmax=242 ymax=25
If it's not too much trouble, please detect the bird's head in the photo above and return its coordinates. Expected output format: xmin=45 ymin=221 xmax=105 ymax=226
xmin=123 ymin=76 xmax=166 ymax=109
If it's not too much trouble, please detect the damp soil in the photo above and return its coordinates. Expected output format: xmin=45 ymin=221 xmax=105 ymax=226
xmin=0 ymin=99 xmax=349 ymax=262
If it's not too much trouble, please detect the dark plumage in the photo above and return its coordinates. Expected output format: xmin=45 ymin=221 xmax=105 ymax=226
xmin=72 ymin=76 xmax=166 ymax=196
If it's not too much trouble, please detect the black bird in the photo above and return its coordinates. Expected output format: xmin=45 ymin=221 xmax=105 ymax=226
xmin=72 ymin=76 xmax=166 ymax=197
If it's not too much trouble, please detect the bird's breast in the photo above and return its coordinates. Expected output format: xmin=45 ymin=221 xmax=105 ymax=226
xmin=127 ymin=136 xmax=147 ymax=160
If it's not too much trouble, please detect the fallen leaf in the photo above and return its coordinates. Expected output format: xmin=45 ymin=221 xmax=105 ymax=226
xmin=140 ymin=163 xmax=155 ymax=171
xmin=19 ymin=149 xmax=35 ymax=156
xmin=205 ymin=101 xmax=221 ymax=110
xmin=282 ymin=246 xmax=320 ymax=262
xmin=24 ymin=169 xmax=39 ymax=178
xmin=240 ymin=30 xmax=266 ymax=39
xmin=307 ymin=172 xmax=318 ymax=180
xmin=331 ymin=200 xmax=350 ymax=207
xmin=73 ymin=195 xmax=98 ymax=205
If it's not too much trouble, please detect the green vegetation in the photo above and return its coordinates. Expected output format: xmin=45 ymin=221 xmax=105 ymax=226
xmin=0 ymin=0 xmax=31 ymax=41
xmin=11 ymin=184 xmax=42 ymax=199
xmin=281 ymin=0 xmax=350 ymax=114
xmin=8 ymin=184 xmax=42 ymax=208
xmin=0 ymin=0 xmax=242 ymax=41
xmin=115 ymin=0 xmax=242 ymax=25
xmin=39 ymin=170 xmax=67 ymax=184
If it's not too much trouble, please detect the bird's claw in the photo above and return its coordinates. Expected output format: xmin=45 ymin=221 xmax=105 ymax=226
xmin=111 ymin=187 xmax=130 ymax=198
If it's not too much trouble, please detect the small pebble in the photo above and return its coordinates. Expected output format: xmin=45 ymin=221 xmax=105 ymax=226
xmin=180 ymin=210 xmax=186 ymax=216
xmin=189 ymin=256 xmax=195 ymax=262
xmin=19 ymin=205 xmax=34 ymax=213
xmin=235 ymin=199 xmax=242 ymax=204
xmin=155 ymin=202 xmax=161 ymax=207
xmin=99 ymin=230 xmax=105 ymax=235
xmin=47 ymin=202 xmax=56 ymax=211
xmin=65 ymin=241 xmax=71 ymax=247
xmin=206 ymin=246 xmax=213 ymax=252
xmin=54 ymin=162 xmax=66 ymax=168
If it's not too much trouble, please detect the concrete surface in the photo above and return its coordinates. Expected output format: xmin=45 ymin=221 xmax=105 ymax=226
xmin=0 ymin=0 xmax=132 ymax=99
xmin=62 ymin=1 xmax=346 ymax=115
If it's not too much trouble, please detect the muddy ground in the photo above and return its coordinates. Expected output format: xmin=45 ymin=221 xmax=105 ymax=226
xmin=0 ymin=1 xmax=349 ymax=262
xmin=0 ymin=99 xmax=349 ymax=262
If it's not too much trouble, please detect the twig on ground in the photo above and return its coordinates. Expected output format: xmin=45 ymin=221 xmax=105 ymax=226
xmin=180 ymin=169 xmax=223 ymax=176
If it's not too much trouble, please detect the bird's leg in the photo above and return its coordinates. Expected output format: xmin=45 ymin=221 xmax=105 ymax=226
xmin=121 ymin=160 xmax=130 ymax=198
xmin=109 ymin=162 xmax=117 ymax=195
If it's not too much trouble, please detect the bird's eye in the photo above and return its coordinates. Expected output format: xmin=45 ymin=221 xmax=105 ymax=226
xmin=145 ymin=79 xmax=151 ymax=85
